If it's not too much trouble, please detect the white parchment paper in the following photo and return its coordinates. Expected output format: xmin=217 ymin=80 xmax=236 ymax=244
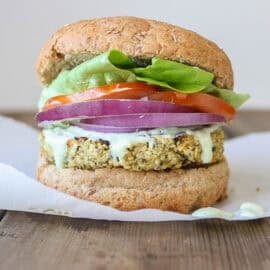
xmin=0 ymin=115 xmax=269 ymax=221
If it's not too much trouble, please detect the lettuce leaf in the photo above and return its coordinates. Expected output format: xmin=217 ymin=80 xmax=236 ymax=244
xmin=38 ymin=50 xmax=136 ymax=110
xmin=132 ymin=58 xmax=214 ymax=93
xmin=204 ymin=85 xmax=250 ymax=109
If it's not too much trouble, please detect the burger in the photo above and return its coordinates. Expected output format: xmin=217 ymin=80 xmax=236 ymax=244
xmin=36 ymin=16 xmax=249 ymax=213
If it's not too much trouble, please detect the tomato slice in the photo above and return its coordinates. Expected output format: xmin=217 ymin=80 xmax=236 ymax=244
xmin=149 ymin=91 xmax=235 ymax=120
xmin=43 ymin=82 xmax=159 ymax=111
xmin=43 ymin=82 xmax=235 ymax=120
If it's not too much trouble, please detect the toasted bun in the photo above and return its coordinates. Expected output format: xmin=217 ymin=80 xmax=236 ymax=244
xmin=36 ymin=16 xmax=233 ymax=89
xmin=37 ymin=154 xmax=229 ymax=213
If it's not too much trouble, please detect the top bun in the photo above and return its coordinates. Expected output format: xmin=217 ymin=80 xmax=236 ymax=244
xmin=36 ymin=16 xmax=233 ymax=89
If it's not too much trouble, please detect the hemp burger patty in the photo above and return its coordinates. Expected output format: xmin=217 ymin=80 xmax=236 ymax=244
xmin=40 ymin=127 xmax=224 ymax=171
xmin=35 ymin=17 xmax=249 ymax=213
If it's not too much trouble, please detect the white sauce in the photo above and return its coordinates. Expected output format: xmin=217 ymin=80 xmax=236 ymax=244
xmin=43 ymin=124 xmax=220 ymax=168
xmin=192 ymin=207 xmax=234 ymax=219
xmin=238 ymin=202 xmax=265 ymax=217
xmin=43 ymin=131 xmax=68 ymax=168
xmin=187 ymin=125 xmax=218 ymax=163
xmin=192 ymin=202 xmax=265 ymax=220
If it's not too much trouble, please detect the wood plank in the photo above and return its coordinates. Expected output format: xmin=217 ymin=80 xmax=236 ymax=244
xmin=2 ymin=112 xmax=36 ymax=128
xmin=0 ymin=212 xmax=269 ymax=270
xmin=223 ymin=110 xmax=270 ymax=137
xmin=0 ymin=211 xmax=5 ymax=220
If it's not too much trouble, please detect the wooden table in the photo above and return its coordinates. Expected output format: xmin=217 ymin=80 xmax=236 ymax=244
xmin=0 ymin=111 xmax=270 ymax=270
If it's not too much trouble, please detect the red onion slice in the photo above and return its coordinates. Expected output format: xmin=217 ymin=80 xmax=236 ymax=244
xmin=74 ymin=123 xmax=149 ymax=133
xmin=75 ymin=113 xmax=225 ymax=133
xmin=36 ymin=99 xmax=196 ymax=125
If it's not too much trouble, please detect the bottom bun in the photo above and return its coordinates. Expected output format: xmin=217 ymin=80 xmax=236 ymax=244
xmin=37 ymin=154 xmax=229 ymax=213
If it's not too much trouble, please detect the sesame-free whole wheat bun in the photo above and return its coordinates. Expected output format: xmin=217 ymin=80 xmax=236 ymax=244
xmin=36 ymin=16 xmax=232 ymax=213
xmin=36 ymin=16 xmax=233 ymax=88
xmin=37 ymin=154 xmax=229 ymax=213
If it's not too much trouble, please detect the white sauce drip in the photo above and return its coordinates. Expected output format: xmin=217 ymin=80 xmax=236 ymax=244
xmin=43 ymin=131 xmax=68 ymax=168
xmin=192 ymin=207 xmax=234 ymax=219
xmin=238 ymin=202 xmax=265 ymax=217
xmin=192 ymin=202 xmax=265 ymax=220
xmin=187 ymin=125 xmax=218 ymax=163
xmin=43 ymin=124 xmax=220 ymax=168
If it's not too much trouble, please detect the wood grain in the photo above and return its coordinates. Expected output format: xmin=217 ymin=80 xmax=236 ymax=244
xmin=0 ymin=211 xmax=5 ymax=221
xmin=0 ymin=212 xmax=269 ymax=270
xmin=0 ymin=111 xmax=270 ymax=270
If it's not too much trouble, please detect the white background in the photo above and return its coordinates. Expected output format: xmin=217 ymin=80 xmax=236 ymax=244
xmin=0 ymin=0 xmax=269 ymax=112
